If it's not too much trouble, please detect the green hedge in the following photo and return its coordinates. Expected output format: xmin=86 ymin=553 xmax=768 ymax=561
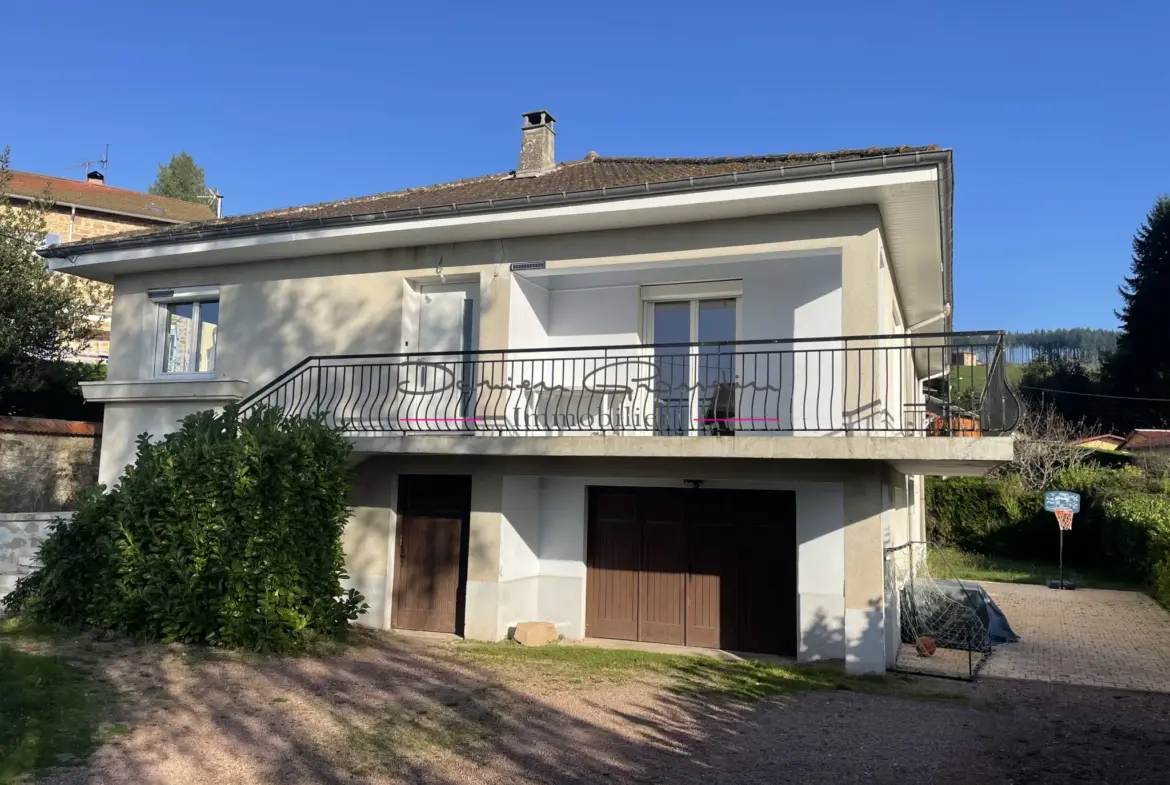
xmin=2 ymin=405 xmax=367 ymax=651
xmin=927 ymin=466 xmax=1170 ymax=606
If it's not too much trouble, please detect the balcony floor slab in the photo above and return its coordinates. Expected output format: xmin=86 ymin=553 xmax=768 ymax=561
xmin=347 ymin=434 xmax=1013 ymax=476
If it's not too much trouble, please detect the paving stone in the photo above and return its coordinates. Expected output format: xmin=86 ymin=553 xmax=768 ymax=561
xmin=981 ymin=582 xmax=1170 ymax=693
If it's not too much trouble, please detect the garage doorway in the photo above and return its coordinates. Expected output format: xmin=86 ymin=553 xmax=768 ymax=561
xmin=585 ymin=486 xmax=797 ymax=655
xmin=391 ymin=475 xmax=471 ymax=634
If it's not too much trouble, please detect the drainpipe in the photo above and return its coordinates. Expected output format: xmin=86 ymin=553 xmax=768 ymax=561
xmin=68 ymin=205 xmax=76 ymax=241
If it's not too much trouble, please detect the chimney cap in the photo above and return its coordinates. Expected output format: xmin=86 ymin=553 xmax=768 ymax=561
xmin=85 ymin=170 xmax=105 ymax=185
xmin=522 ymin=110 xmax=556 ymax=128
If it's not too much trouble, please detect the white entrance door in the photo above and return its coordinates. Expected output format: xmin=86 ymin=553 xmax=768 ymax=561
xmin=413 ymin=283 xmax=477 ymax=431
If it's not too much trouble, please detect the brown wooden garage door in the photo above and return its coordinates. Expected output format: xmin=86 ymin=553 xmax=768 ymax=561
xmin=391 ymin=475 xmax=471 ymax=634
xmin=585 ymin=487 xmax=797 ymax=655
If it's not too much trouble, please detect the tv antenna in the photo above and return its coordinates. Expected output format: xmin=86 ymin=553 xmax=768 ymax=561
xmin=69 ymin=143 xmax=110 ymax=180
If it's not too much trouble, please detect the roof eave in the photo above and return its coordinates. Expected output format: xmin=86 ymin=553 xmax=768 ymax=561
xmin=6 ymin=191 xmax=195 ymax=225
xmin=41 ymin=150 xmax=954 ymax=275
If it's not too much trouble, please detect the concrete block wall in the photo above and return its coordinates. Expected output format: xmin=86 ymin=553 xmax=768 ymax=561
xmin=0 ymin=512 xmax=71 ymax=597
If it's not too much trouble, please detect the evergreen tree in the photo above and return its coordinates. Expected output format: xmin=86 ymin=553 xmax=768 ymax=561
xmin=148 ymin=151 xmax=209 ymax=204
xmin=1103 ymin=196 xmax=1170 ymax=427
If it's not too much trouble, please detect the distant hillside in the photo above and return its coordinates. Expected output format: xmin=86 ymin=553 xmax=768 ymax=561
xmin=1007 ymin=328 xmax=1118 ymax=356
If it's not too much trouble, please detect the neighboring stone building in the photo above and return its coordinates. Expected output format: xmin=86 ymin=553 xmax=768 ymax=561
xmin=4 ymin=169 xmax=216 ymax=361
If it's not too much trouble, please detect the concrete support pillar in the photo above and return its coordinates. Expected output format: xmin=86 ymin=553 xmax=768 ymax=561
xmin=464 ymin=473 xmax=504 ymax=640
xmin=843 ymin=468 xmax=887 ymax=674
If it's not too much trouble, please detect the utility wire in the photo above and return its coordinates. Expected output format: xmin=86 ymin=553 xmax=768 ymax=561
xmin=1020 ymin=385 xmax=1170 ymax=403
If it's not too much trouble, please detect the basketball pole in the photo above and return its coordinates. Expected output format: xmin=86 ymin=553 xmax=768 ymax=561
xmin=1059 ymin=524 xmax=1064 ymax=588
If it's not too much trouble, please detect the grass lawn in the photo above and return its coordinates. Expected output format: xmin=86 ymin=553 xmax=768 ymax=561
xmin=948 ymin=363 xmax=1026 ymax=399
xmin=0 ymin=621 xmax=122 ymax=784
xmin=928 ymin=546 xmax=1141 ymax=591
xmin=453 ymin=641 xmax=963 ymax=703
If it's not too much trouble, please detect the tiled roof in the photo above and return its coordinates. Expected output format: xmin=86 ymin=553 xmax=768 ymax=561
xmin=1121 ymin=429 xmax=1170 ymax=451
xmin=5 ymin=170 xmax=215 ymax=223
xmin=43 ymin=146 xmax=942 ymax=254
xmin=1069 ymin=434 xmax=1125 ymax=447
xmin=0 ymin=416 xmax=102 ymax=437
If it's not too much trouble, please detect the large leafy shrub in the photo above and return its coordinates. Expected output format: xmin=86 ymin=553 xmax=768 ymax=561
xmin=3 ymin=405 xmax=366 ymax=651
xmin=927 ymin=466 xmax=1170 ymax=593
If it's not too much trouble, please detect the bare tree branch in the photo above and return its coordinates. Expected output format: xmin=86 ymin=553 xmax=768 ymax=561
xmin=998 ymin=402 xmax=1093 ymax=491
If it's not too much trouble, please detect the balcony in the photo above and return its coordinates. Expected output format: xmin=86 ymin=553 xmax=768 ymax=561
xmin=242 ymin=332 xmax=1020 ymax=448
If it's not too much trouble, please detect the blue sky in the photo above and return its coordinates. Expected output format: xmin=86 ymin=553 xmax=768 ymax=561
xmin=3 ymin=1 xmax=1167 ymax=331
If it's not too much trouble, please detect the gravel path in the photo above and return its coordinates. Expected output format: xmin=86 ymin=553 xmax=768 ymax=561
xmin=29 ymin=632 xmax=1170 ymax=785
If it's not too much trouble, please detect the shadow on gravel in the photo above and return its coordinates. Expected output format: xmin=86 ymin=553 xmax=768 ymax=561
xmin=22 ymin=623 xmax=1170 ymax=785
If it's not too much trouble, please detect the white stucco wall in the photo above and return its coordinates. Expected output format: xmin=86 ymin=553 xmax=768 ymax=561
xmin=536 ymin=477 xmax=589 ymax=638
xmin=98 ymin=401 xmax=226 ymax=487
xmin=506 ymin=255 xmax=844 ymax=434
xmin=546 ymin=286 xmax=643 ymax=349
xmin=494 ymin=474 xmax=847 ymax=660
xmin=497 ymin=476 xmax=542 ymax=633
xmin=507 ymin=276 xmax=549 ymax=351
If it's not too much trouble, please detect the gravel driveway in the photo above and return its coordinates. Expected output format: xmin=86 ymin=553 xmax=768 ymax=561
xmin=24 ymin=631 xmax=1170 ymax=785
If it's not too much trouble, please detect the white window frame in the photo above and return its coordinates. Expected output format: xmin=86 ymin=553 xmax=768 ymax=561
xmin=150 ymin=285 xmax=220 ymax=378
xmin=641 ymin=283 xmax=743 ymax=435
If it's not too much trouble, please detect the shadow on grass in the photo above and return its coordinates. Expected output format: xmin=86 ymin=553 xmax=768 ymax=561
xmin=0 ymin=612 xmax=967 ymax=784
xmin=0 ymin=646 xmax=120 ymax=784
xmin=454 ymin=641 xmax=965 ymax=703
xmin=929 ymin=547 xmax=1141 ymax=592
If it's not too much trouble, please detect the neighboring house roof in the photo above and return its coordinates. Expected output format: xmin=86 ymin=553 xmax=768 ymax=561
xmin=0 ymin=416 xmax=102 ymax=437
xmin=5 ymin=169 xmax=215 ymax=224
xmin=1069 ymin=434 xmax=1125 ymax=449
xmin=40 ymin=145 xmax=945 ymax=255
xmin=1120 ymin=429 xmax=1170 ymax=452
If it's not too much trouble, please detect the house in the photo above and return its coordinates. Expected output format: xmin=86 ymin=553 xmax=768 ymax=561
xmin=1119 ymin=429 xmax=1170 ymax=452
xmin=4 ymin=168 xmax=216 ymax=361
xmin=40 ymin=111 xmax=1019 ymax=674
xmin=951 ymin=350 xmax=983 ymax=367
xmin=1069 ymin=434 xmax=1125 ymax=451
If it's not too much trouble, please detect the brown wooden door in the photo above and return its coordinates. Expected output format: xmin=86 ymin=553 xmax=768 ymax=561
xmin=585 ymin=490 xmax=640 ymax=640
xmin=585 ymin=486 xmax=797 ymax=656
xmin=734 ymin=491 xmax=798 ymax=656
xmin=686 ymin=497 xmax=738 ymax=649
xmin=639 ymin=492 xmax=686 ymax=645
xmin=393 ymin=514 xmax=463 ymax=632
xmin=392 ymin=476 xmax=470 ymax=635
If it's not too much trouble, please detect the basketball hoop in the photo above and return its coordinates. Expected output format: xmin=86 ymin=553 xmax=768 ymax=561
xmin=1044 ymin=491 xmax=1080 ymax=590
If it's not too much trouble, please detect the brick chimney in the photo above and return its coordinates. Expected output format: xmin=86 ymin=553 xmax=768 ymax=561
xmin=86 ymin=170 xmax=105 ymax=186
xmin=517 ymin=110 xmax=555 ymax=177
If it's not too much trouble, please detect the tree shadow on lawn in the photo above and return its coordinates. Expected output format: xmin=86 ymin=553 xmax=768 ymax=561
xmin=12 ymin=620 xmax=994 ymax=785
xmin=0 ymin=646 xmax=124 ymax=784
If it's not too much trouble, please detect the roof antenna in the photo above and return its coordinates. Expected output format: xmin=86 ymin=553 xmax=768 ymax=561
xmin=69 ymin=143 xmax=110 ymax=181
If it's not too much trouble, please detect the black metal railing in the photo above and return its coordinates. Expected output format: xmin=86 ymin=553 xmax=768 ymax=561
xmin=240 ymin=331 xmax=1021 ymax=437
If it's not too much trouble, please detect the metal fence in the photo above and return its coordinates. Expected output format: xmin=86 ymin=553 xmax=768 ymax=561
xmin=241 ymin=331 xmax=1020 ymax=437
